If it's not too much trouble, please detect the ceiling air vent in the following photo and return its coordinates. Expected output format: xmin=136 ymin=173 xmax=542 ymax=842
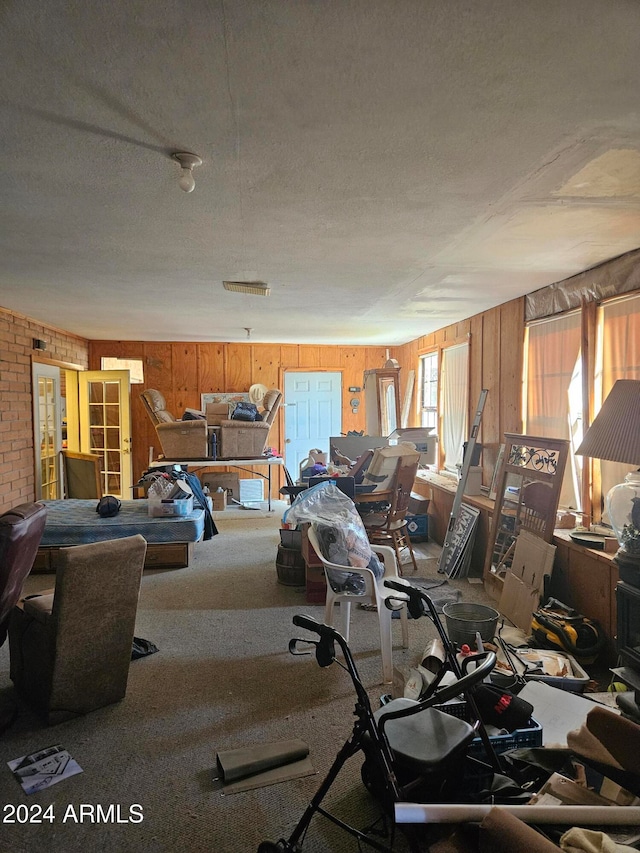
xmin=223 ymin=281 xmax=271 ymax=296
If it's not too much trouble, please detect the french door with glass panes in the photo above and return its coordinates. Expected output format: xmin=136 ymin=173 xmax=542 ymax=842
xmin=78 ymin=371 xmax=132 ymax=498
xmin=32 ymin=363 xmax=63 ymax=499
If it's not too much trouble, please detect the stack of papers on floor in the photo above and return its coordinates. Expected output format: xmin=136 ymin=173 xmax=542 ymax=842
xmin=8 ymin=744 xmax=82 ymax=795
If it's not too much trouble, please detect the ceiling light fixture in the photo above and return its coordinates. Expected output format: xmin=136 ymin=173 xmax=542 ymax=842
xmin=172 ymin=151 xmax=202 ymax=193
xmin=223 ymin=281 xmax=271 ymax=296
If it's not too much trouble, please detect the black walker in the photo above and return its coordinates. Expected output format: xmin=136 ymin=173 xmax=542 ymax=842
xmin=258 ymin=581 xmax=503 ymax=853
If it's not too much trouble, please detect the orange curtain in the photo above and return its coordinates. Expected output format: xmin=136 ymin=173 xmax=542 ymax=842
xmin=526 ymin=311 xmax=581 ymax=509
xmin=599 ymin=293 xmax=640 ymax=499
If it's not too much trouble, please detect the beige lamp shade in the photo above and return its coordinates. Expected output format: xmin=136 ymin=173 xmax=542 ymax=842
xmin=575 ymin=379 xmax=640 ymax=465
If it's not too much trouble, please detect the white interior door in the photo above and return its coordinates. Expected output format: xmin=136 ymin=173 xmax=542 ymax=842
xmin=32 ymin=362 xmax=62 ymax=499
xmin=284 ymin=372 xmax=342 ymax=477
xmin=78 ymin=370 xmax=132 ymax=498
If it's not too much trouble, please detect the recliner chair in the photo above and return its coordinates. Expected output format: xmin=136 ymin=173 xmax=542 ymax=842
xmin=217 ymin=389 xmax=282 ymax=459
xmin=9 ymin=534 xmax=147 ymax=725
xmin=140 ymin=389 xmax=209 ymax=459
xmin=0 ymin=502 xmax=47 ymax=732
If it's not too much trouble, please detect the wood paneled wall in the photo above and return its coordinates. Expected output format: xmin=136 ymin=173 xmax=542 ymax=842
xmin=395 ymin=297 xmax=526 ymax=485
xmin=0 ymin=297 xmax=526 ymax=511
xmin=88 ymin=341 xmax=391 ymax=488
xmin=90 ymin=298 xmax=524 ymax=494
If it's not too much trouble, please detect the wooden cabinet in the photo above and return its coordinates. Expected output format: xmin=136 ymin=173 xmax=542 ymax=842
xmin=549 ymin=531 xmax=619 ymax=663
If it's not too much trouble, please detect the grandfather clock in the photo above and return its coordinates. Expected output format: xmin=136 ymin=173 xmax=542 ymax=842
xmin=363 ymin=368 xmax=401 ymax=436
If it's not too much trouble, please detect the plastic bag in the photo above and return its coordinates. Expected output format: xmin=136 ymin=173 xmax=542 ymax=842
xmin=284 ymin=482 xmax=383 ymax=593
xmin=147 ymin=476 xmax=176 ymax=499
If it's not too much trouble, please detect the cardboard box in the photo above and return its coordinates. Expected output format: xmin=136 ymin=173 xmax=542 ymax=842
xmin=211 ymin=490 xmax=227 ymax=511
xmin=205 ymin=402 xmax=231 ymax=426
xmin=387 ymin=428 xmax=438 ymax=465
xmin=301 ymin=525 xmax=323 ymax=567
xmin=362 ymin=444 xmax=421 ymax=491
xmin=408 ymin=492 xmax=430 ymax=515
xmin=498 ymin=530 xmax=555 ymax=631
xmin=198 ymin=473 xmax=240 ymax=501
xmin=306 ymin=563 xmax=327 ymax=603
xmin=464 ymin=466 xmax=483 ymax=495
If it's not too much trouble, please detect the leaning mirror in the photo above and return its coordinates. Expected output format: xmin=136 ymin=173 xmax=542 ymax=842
xmin=484 ymin=433 xmax=570 ymax=583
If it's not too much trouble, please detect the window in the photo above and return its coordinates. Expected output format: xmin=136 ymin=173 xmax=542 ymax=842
xmin=440 ymin=342 xmax=469 ymax=473
xmin=524 ymin=311 xmax=582 ymax=510
xmin=597 ymin=293 xmax=640 ymax=512
xmin=100 ymin=357 xmax=144 ymax=384
xmin=419 ymin=351 xmax=438 ymax=430
xmin=524 ymin=292 xmax=640 ymax=521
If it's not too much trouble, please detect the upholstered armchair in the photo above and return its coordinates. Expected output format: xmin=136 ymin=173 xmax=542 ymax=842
xmin=217 ymin=389 xmax=282 ymax=459
xmin=141 ymin=389 xmax=209 ymax=459
xmin=0 ymin=502 xmax=47 ymax=732
xmin=9 ymin=534 xmax=147 ymax=725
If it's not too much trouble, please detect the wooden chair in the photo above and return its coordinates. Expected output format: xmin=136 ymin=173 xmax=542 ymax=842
xmin=519 ymin=481 xmax=554 ymax=536
xmin=63 ymin=451 xmax=102 ymax=499
xmin=357 ymin=450 xmax=421 ymax=575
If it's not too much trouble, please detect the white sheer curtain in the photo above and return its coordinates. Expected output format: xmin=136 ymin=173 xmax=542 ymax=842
xmin=598 ymin=293 xmax=640 ymax=501
xmin=440 ymin=343 xmax=469 ymax=472
xmin=525 ymin=311 xmax=582 ymax=509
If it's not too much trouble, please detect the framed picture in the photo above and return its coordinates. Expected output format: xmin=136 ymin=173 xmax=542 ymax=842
xmin=201 ymin=392 xmax=249 ymax=410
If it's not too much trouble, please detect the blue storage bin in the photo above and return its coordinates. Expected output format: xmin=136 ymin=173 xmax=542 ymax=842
xmin=406 ymin=513 xmax=428 ymax=541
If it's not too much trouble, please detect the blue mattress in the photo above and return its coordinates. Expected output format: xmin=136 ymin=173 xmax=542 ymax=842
xmin=40 ymin=500 xmax=205 ymax=547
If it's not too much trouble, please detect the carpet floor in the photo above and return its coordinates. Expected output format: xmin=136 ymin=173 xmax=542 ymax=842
xmin=0 ymin=508 xmax=499 ymax=853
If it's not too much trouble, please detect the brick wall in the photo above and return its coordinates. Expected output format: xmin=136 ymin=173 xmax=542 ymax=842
xmin=0 ymin=307 xmax=89 ymax=514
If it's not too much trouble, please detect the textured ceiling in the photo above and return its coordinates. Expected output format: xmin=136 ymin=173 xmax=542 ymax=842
xmin=1 ymin=1 xmax=640 ymax=345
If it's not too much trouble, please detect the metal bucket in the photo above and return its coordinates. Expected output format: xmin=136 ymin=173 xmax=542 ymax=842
xmin=442 ymin=602 xmax=499 ymax=648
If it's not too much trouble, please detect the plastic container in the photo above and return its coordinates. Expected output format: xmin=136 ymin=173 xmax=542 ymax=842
xmin=406 ymin=513 xmax=428 ymax=541
xmin=442 ymin=602 xmax=499 ymax=647
xmin=435 ymin=700 xmax=543 ymax=759
xmin=491 ymin=650 xmax=590 ymax=693
xmin=148 ymin=496 xmax=194 ymax=517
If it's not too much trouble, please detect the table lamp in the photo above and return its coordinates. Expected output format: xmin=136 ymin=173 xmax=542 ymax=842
xmin=575 ymin=379 xmax=640 ymax=567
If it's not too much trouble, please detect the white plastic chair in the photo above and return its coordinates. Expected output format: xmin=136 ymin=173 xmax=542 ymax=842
xmin=307 ymin=526 xmax=410 ymax=684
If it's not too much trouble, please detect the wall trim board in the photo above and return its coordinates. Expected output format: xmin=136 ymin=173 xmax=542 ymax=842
xmin=31 ymin=355 xmax=85 ymax=372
